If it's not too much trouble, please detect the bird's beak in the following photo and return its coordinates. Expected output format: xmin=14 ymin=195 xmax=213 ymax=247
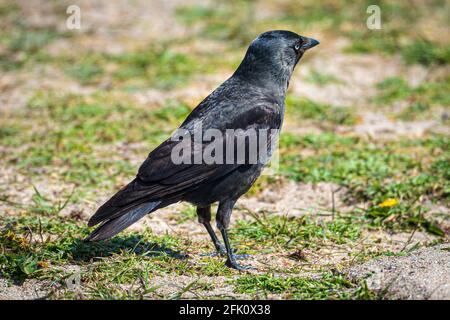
xmin=302 ymin=37 xmax=320 ymax=50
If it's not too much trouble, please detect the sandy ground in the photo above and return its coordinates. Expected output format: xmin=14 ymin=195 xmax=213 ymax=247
xmin=348 ymin=244 xmax=450 ymax=300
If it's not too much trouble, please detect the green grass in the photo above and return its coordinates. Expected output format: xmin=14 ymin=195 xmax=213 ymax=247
xmin=401 ymin=40 xmax=450 ymax=66
xmin=175 ymin=1 xmax=256 ymax=46
xmin=344 ymin=33 xmax=450 ymax=66
xmin=0 ymin=202 xmax=373 ymax=299
xmin=175 ymin=206 xmax=198 ymax=224
xmin=64 ymin=59 xmax=105 ymax=85
xmin=374 ymin=76 xmax=450 ymax=106
xmin=53 ymin=44 xmax=210 ymax=89
xmin=341 ymin=0 xmax=449 ymax=65
xmin=306 ymin=70 xmax=343 ymax=86
xmin=372 ymin=76 xmax=450 ymax=121
xmin=0 ymin=22 xmax=210 ymax=89
xmin=0 ymin=2 xmax=71 ymax=71
xmin=233 ymin=273 xmax=376 ymax=299
xmin=6 ymin=28 xmax=62 ymax=53
xmin=232 ymin=214 xmax=361 ymax=251
xmin=0 ymin=210 xmax=189 ymax=281
xmin=176 ymin=0 xmax=449 ymax=66
xmin=286 ymin=96 xmax=358 ymax=126
xmin=109 ymin=46 xmax=205 ymax=89
xmin=0 ymin=213 xmax=88 ymax=280
xmin=278 ymin=132 xmax=449 ymax=234
xmin=0 ymin=91 xmax=192 ymax=185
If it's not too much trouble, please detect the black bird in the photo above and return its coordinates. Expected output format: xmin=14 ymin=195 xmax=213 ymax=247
xmin=86 ymin=30 xmax=319 ymax=269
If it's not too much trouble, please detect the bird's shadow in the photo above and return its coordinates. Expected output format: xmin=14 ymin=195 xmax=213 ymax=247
xmin=70 ymin=235 xmax=189 ymax=262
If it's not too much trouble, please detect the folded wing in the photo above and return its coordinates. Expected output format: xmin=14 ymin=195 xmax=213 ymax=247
xmin=88 ymin=103 xmax=281 ymax=228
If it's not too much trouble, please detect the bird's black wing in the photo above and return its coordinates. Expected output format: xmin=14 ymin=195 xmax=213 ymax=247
xmin=88 ymin=102 xmax=281 ymax=227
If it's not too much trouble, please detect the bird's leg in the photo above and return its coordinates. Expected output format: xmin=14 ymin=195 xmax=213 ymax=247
xmin=197 ymin=205 xmax=226 ymax=255
xmin=217 ymin=200 xmax=253 ymax=270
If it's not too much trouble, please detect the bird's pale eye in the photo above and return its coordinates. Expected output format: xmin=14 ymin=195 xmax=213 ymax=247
xmin=294 ymin=43 xmax=301 ymax=52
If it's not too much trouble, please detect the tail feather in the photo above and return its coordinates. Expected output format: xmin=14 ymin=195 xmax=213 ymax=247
xmin=88 ymin=178 xmax=156 ymax=227
xmin=85 ymin=201 xmax=161 ymax=242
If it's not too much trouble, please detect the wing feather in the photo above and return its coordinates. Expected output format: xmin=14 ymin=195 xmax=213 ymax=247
xmin=88 ymin=102 xmax=281 ymax=227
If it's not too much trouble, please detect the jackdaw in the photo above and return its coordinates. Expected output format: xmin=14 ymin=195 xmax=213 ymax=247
xmin=86 ymin=30 xmax=319 ymax=269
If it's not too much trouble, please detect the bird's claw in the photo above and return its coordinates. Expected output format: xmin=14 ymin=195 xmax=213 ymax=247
xmin=216 ymin=244 xmax=227 ymax=256
xmin=202 ymin=252 xmax=250 ymax=261
xmin=232 ymin=253 xmax=251 ymax=260
xmin=199 ymin=243 xmax=226 ymax=257
xmin=214 ymin=244 xmax=241 ymax=257
xmin=215 ymin=245 xmax=250 ymax=260
xmin=200 ymin=251 xmax=224 ymax=258
xmin=225 ymin=258 xmax=255 ymax=270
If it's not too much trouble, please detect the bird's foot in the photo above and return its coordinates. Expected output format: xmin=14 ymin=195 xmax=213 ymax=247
xmin=232 ymin=253 xmax=251 ymax=260
xmin=199 ymin=243 xmax=226 ymax=257
xmin=225 ymin=258 xmax=255 ymax=270
xmin=218 ymin=247 xmax=251 ymax=260
xmin=200 ymin=251 xmax=223 ymax=258
xmin=216 ymin=244 xmax=227 ymax=256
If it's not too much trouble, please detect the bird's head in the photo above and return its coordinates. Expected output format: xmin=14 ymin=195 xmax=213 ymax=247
xmin=234 ymin=30 xmax=319 ymax=95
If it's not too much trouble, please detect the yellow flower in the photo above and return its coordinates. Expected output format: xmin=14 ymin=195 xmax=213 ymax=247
xmin=37 ymin=261 xmax=50 ymax=269
xmin=18 ymin=237 xmax=29 ymax=248
xmin=379 ymin=198 xmax=399 ymax=208
xmin=5 ymin=230 xmax=16 ymax=241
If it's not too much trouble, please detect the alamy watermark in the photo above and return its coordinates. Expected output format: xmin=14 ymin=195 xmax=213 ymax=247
xmin=64 ymin=266 xmax=81 ymax=291
xmin=169 ymin=122 xmax=280 ymax=174
xmin=66 ymin=5 xmax=81 ymax=30
xmin=367 ymin=5 xmax=382 ymax=30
